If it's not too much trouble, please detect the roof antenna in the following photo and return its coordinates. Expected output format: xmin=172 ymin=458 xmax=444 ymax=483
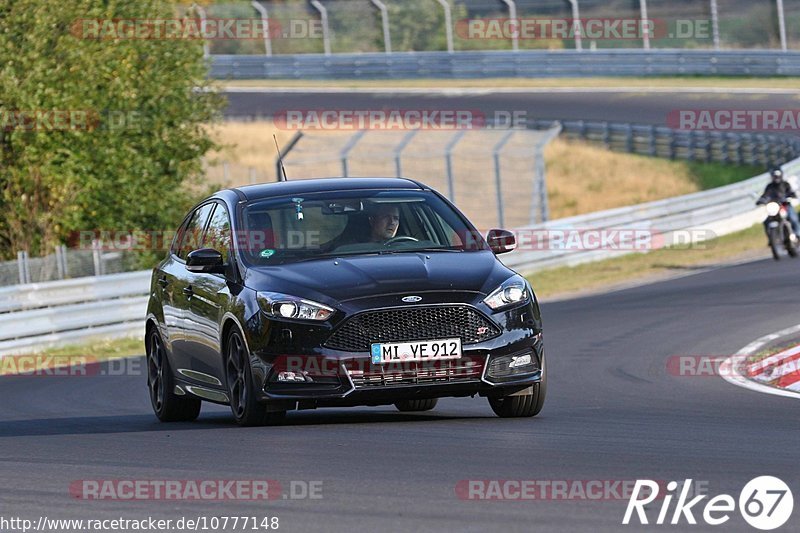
xmin=274 ymin=134 xmax=289 ymax=182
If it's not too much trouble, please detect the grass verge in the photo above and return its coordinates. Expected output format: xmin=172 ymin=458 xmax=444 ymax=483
xmin=0 ymin=336 xmax=144 ymax=376
xmin=528 ymin=223 xmax=768 ymax=300
xmin=218 ymin=77 xmax=800 ymax=91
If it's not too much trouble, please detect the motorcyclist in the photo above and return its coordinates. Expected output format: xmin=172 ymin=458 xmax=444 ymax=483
xmin=757 ymin=167 xmax=800 ymax=238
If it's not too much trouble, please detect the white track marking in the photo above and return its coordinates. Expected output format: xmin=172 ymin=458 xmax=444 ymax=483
xmin=720 ymin=324 xmax=800 ymax=399
xmin=223 ymin=86 xmax=800 ymax=96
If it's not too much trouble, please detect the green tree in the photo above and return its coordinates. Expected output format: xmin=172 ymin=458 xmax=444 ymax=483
xmin=0 ymin=0 xmax=223 ymax=262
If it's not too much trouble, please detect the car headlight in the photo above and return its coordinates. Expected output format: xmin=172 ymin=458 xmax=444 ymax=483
xmin=257 ymin=292 xmax=335 ymax=321
xmin=483 ymin=276 xmax=530 ymax=310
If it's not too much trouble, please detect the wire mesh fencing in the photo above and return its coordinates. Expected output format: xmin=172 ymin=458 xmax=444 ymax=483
xmin=205 ymin=0 xmax=800 ymax=55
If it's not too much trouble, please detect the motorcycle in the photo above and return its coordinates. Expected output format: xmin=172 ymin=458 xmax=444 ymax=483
xmin=756 ymin=195 xmax=799 ymax=261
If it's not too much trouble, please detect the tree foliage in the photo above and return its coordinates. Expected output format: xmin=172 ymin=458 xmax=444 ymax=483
xmin=0 ymin=0 xmax=223 ymax=260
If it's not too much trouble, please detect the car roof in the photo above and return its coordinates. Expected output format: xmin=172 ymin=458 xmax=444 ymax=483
xmin=225 ymin=177 xmax=427 ymax=202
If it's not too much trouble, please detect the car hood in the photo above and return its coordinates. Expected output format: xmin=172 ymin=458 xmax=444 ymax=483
xmin=243 ymin=251 xmax=514 ymax=305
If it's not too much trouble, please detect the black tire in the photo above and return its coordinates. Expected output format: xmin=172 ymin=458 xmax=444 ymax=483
xmin=395 ymin=398 xmax=438 ymax=412
xmin=488 ymin=356 xmax=546 ymax=418
xmin=225 ymin=329 xmax=285 ymax=426
xmin=786 ymin=228 xmax=798 ymax=258
xmin=147 ymin=328 xmax=201 ymax=422
xmin=769 ymin=228 xmax=782 ymax=261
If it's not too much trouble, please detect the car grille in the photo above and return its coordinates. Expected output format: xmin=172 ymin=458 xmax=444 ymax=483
xmin=344 ymin=356 xmax=485 ymax=388
xmin=324 ymin=305 xmax=501 ymax=352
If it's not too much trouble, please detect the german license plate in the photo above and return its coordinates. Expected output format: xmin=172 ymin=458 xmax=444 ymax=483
xmin=371 ymin=338 xmax=462 ymax=364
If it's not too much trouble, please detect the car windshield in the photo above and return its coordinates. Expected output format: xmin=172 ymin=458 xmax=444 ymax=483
xmin=240 ymin=189 xmax=486 ymax=265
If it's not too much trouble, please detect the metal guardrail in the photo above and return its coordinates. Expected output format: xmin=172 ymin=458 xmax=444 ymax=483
xmin=501 ymin=156 xmax=800 ymax=272
xmin=0 ymin=271 xmax=150 ymax=354
xmin=530 ymin=120 xmax=800 ymax=167
xmin=211 ymin=50 xmax=800 ymax=80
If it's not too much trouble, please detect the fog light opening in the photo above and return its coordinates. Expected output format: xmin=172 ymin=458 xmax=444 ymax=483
xmin=487 ymin=351 xmax=539 ymax=380
xmin=277 ymin=371 xmax=310 ymax=383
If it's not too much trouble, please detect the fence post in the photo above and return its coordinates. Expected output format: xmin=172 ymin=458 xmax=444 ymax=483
xmin=92 ymin=240 xmax=104 ymax=277
xmin=251 ymin=1 xmax=273 ymax=56
xmin=61 ymin=244 xmax=69 ymax=279
xmin=436 ymin=0 xmax=454 ymax=53
xmin=710 ymin=0 xmax=721 ymax=50
xmin=567 ymin=0 xmax=583 ymax=51
xmin=777 ymin=0 xmax=788 ymax=52
xmin=532 ymin=124 xmax=562 ymax=224
xmin=275 ymin=131 xmax=304 ymax=181
xmin=493 ymin=130 xmax=516 ymax=228
xmin=602 ymin=122 xmax=610 ymax=149
xmin=55 ymin=245 xmax=65 ymax=280
xmin=341 ymin=129 xmax=367 ymax=178
xmin=640 ymin=0 xmax=650 ymax=50
xmin=370 ymin=0 xmax=392 ymax=53
xmin=310 ymin=1 xmax=332 ymax=56
xmin=444 ymin=130 xmax=467 ymax=201
xmin=394 ymin=129 xmax=419 ymax=177
xmin=17 ymin=251 xmax=29 ymax=285
xmin=500 ymin=0 xmax=519 ymax=51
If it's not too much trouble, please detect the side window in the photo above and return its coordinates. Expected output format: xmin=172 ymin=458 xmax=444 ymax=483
xmin=177 ymin=203 xmax=215 ymax=261
xmin=170 ymin=217 xmax=190 ymax=257
xmin=203 ymin=203 xmax=232 ymax=262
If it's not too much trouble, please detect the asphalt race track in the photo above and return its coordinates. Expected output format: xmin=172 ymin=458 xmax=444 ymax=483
xmin=224 ymin=89 xmax=800 ymax=126
xmin=2 ymin=255 xmax=799 ymax=532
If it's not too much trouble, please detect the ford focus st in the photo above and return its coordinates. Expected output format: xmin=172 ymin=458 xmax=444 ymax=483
xmin=145 ymin=178 xmax=546 ymax=426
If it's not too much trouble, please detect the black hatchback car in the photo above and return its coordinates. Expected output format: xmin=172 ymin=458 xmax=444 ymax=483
xmin=146 ymin=178 xmax=546 ymax=425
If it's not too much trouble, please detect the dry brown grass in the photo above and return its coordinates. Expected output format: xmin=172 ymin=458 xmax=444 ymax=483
xmin=544 ymin=138 xmax=700 ymax=218
xmin=206 ymin=121 xmax=710 ymax=225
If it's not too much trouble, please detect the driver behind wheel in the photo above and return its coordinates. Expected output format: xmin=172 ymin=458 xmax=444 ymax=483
xmin=368 ymin=204 xmax=400 ymax=242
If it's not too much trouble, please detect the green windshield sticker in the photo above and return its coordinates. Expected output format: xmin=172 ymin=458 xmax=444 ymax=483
xmin=260 ymin=249 xmax=276 ymax=259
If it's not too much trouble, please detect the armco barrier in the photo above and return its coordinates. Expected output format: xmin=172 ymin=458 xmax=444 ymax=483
xmin=0 ymin=271 xmax=151 ymax=355
xmin=2 ymin=159 xmax=798 ymax=355
xmin=210 ymin=50 xmax=800 ymax=80
xmin=501 ymin=156 xmax=800 ymax=272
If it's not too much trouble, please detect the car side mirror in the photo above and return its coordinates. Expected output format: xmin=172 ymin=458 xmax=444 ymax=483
xmin=486 ymin=229 xmax=516 ymax=255
xmin=186 ymin=248 xmax=225 ymax=274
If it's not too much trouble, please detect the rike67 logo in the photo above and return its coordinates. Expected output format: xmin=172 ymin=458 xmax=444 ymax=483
xmin=623 ymin=477 xmax=793 ymax=530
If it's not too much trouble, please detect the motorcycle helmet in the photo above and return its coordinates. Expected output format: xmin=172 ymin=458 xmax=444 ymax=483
xmin=770 ymin=166 xmax=785 ymax=183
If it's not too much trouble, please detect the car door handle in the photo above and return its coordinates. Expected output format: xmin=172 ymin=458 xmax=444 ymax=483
xmin=157 ymin=276 xmax=169 ymax=288
xmin=183 ymin=286 xmax=194 ymax=297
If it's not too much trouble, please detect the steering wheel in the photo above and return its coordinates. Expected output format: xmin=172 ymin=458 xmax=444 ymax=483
xmin=384 ymin=235 xmax=419 ymax=246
